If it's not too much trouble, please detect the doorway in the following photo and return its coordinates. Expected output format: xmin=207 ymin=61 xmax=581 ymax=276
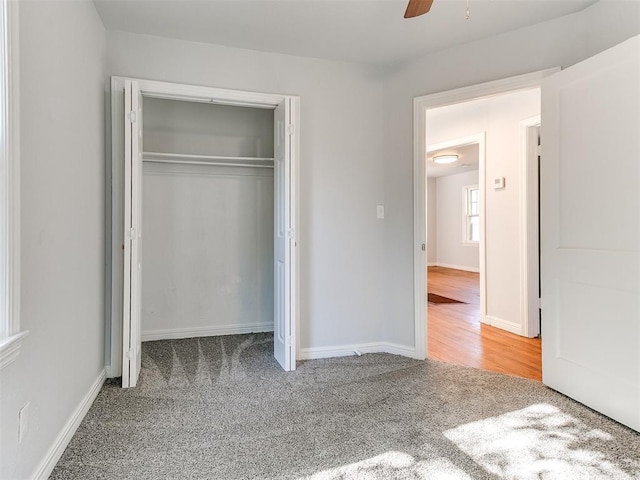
xmin=413 ymin=71 xmax=550 ymax=379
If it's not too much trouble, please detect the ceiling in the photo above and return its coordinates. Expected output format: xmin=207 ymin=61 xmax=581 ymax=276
xmin=427 ymin=143 xmax=479 ymax=178
xmin=93 ymin=0 xmax=598 ymax=65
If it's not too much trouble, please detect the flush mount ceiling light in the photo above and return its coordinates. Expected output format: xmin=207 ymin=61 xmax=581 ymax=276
xmin=432 ymin=154 xmax=459 ymax=165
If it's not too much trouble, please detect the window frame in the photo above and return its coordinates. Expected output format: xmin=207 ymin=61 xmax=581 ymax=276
xmin=462 ymin=184 xmax=480 ymax=246
xmin=0 ymin=0 xmax=26 ymax=371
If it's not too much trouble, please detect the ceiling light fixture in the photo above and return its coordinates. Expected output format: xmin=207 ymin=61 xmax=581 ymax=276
xmin=432 ymin=154 xmax=459 ymax=164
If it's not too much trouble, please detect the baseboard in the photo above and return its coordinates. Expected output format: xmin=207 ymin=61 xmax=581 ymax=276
xmin=383 ymin=342 xmax=416 ymax=357
xmin=434 ymin=262 xmax=480 ymax=273
xmin=299 ymin=342 xmax=416 ymax=360
xmin=427 ymin=262 xmax=437 ymax=267
xmin=31 ymin=369 xmax=106 ymax=480
xmin=485 ymin=315 xmax=523 ymax=336
xmin=141 ymin=323 xmax=274 ymax=342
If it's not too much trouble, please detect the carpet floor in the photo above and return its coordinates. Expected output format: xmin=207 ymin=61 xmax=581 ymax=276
xmin=51 ymin=333 xmax=640 ymax=479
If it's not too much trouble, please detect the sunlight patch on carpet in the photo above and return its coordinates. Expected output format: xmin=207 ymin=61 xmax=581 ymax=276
xmin=301 ymin=451 xmax=473 ymax=480
xmin=444 ymin=403 xmax=637 ymax=479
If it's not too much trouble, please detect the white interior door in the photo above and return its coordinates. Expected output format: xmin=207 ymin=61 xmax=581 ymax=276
xmin=273 ymin=98 xmax=296 ymax=371
xmin=122 ymin=80 xmax=143 ymax=387
xmin=541 ymin=36 xmax=639 ymax=431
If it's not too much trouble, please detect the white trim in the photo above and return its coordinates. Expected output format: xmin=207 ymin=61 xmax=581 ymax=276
xmin=0 ymin=330 xmax=27 ymax=369
xmin=291 ymin=98 xmax=301 ymax=365
xmin=108 ymin=76 xmax=125 ymax=379
xmin=433 ymin=263 xmax=479 ymax=273
xmin=129 ymin=77 xmax=287 ymax=108
xmin=0 ymin=0 xmax=24 ymax=367
xmin=413 ymin=90 xmax=427 ymax=360
xmin=141 ymin=323 xmax=274 ymax=342
xmin=485 ymin=315 xmax=523 ymax=336
xmin=31 ymin=369 xmax=106 ymax=480
xmin=299 ymin=342 xmax=415 ymax=360
xmin=383 ymin=342 xmax=416 ymax=357
xmin=520 ymin=116 xmax=541 ymax=338
xmin=414 ymin=69 xmax=559 ymax=358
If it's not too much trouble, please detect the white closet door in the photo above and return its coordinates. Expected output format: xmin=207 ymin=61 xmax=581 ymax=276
xmin=274 ymin=98 xmax=296 ymax=371
xmin=123 ymin=80 xmax=144 ymax=388
xmin=541 ymin=36 xmax=639 ymax=430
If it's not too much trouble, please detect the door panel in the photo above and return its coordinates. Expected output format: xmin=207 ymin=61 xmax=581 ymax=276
xmin=273 ymin=99 xmax=294 ymax=371
xmin=541 ymin=36 xmax=639 ymax=430
xmin=131 ymin=83 xmax=143 ymax=385
xmin=122 ymin=80 xmax=132 ymax=387
xmin=122 ymin=81 xmax=143 ymax=388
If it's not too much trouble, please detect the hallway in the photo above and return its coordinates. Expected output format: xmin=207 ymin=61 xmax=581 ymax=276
xmin=427 ymin=266 xmax=542 ymax=381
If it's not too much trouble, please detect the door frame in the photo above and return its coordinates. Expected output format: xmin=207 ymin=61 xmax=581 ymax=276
xmin=412 ymin=69 xmax=558 ymax=360
xmin=520 ymin=116 xmax=541 ymax=338
xmin=107 ymin=77 xmax=301 ymax=379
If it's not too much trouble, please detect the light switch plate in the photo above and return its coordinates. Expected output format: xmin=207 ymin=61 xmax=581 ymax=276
xmin=376 ymin=205 xmax=384 ymax=219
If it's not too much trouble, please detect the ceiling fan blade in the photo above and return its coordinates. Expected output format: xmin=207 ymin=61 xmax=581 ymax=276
xmin=404 ymin=0 xmax=434 ymax=18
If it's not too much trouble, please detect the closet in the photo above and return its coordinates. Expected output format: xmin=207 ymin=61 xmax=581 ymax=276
xmin=110 ymin=78 xmax=299 ymax=387
xmin=142 ymin=97 xmax=275 ymax=340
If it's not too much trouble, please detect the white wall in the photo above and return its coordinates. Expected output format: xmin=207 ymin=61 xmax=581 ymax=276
xmin=382 ymin=1 xmax=640 ymax=348
xmin=426 ymin=177 xmax=437 ymax=264
xmin=141 ymin=99 xmax=276 ymax=338
xmin=143 ymin=97 xmax=275 ymax=158
xmin=142 ymin=163 xmax=275 ymax=338
xmin=106 ymin=31 xmax=386 ymax=356
xmin=0 ymin=2 xmax=106 ymax=479
xmin=433 ymin=170 xmax=480 ymax=271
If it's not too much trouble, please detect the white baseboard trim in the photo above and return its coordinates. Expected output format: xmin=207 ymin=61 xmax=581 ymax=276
xmin=299 ymin=342 xmax=416 ymax=361
xmin=433 ymin=262 xmax=480 ymax=273
xmin=427 ymin=262 xmax=437 ymax=267
xmin=142 ymin=323 xmax=274 ymax=342
xmin=486 ymin=315 xmax=523 ymax=336
xmin=31 ymin=369 xmax=106 ymax=480
xmin=383 ymin=342 xmax=417 ymax=357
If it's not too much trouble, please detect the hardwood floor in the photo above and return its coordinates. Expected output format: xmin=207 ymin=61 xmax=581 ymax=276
xmin=427 ymin=266 xmax=542 ymax=381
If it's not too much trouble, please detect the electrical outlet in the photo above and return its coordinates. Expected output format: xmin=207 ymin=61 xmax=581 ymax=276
xmin=18 ymin=402 xmax=30 ymax=443
xmin=376 ymin=204 xmax=385 ymax=219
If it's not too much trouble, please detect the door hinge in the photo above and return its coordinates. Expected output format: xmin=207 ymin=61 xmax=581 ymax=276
xmin=287 ymin=124 xmax=294 ymax=135
xmin=128 ymin=227 xmax=136 ymax=240
xmin=286 ymin=335 xmax=295 ymax=346
xmin=127 ymin=111 xmax=137 ymax=123
xmin=125 ymin=349 xmax=131 ymax=359
xmin=537 ymin=145 xmax=542 ymax=156
xmin=538 ymin=297 xmax=542 ymax=309
xmin=287 ymin=228 xmax=295 ymax=239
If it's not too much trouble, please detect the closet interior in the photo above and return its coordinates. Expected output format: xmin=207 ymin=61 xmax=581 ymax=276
xmin=140 ymin=97 xmax=276 ymax=343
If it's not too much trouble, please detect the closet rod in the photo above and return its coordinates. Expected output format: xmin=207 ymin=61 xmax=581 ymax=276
xmin=142 ymin=158 xmax=274 ymax=169
xmin=143 ymin=151 xmax=274 ymax=162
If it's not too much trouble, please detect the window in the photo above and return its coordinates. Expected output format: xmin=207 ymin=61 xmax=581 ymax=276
xmin=0 ymin=0 xmax=25 ymax=371
xmin=463 ymin=185 xmax=480 ymax=245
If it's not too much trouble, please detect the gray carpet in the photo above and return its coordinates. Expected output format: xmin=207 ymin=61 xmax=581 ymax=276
xmin=51 ymin=333 xmax=640 ymax=479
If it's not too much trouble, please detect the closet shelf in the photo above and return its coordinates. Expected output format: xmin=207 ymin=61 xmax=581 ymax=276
xmin=142 ymin=151 xmax=274 ymax=169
